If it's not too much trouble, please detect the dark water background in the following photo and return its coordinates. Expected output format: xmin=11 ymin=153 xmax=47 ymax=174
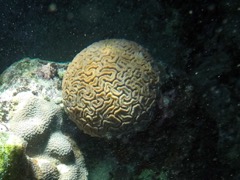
xmin=0 ymin=0 xmax=178 ymax=71
xmin=0 ymin=0 xmax=239 ymax=179
xmin=2 ymin=0 xmax=238 ymax=73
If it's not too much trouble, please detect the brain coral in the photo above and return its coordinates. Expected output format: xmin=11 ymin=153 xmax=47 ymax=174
xmin=62 ymin=39 xmax=160 ymax=138
xmin=9 ymin=92 xmax=61 ymax=154
xmin=45 ymin=132 xmax=74 ymax=163
xmin=29 ymin=156 xmax=60 ymax=180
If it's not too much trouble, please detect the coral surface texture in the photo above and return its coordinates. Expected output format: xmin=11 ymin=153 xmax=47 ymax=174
xmin=62 ymin=39 xmax=160 ymax=138
xmin=0 ymin=59 xmax=88 ymax=180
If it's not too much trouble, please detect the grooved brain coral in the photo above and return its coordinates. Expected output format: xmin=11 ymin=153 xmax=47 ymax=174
xmin=62 ymin=39 xmax=160 ymax=138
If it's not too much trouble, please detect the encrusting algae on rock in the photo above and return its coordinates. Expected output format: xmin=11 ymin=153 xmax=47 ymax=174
xmin=0 ymin=132 xmax=28 ymax=180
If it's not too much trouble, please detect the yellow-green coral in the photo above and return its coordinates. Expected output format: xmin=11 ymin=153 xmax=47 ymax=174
xmin=62 ymin=39 xmax=160 ymax=138
xmin=0 ymin=132 xmax=28 ymax=180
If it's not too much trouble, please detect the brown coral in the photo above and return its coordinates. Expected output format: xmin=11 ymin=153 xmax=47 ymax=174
xmin=62 ymin=39 xmax=160 ymax=138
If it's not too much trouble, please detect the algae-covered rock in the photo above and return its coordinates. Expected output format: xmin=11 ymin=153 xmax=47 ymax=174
xmin=0 ymin=132 xmax=28 ymax=180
